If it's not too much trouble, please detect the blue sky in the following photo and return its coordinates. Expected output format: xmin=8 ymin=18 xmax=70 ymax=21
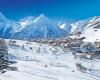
xmin=0 ymin=0 xmax=100 ymax=20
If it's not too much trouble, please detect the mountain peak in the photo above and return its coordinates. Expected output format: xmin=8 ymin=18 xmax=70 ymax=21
xmin=33 ymin=14 xmax=49 ymax=23
xmin=88 ymin=16 xmax=100 ymax=23
xmin=39 ymin=14 xmax=45 ymax=18
xmin=38 ymin=14 xmax=48 ymax=20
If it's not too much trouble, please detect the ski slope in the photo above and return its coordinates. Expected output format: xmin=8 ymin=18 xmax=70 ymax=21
xmin=0 ymin=39 xmax=100 ymax=80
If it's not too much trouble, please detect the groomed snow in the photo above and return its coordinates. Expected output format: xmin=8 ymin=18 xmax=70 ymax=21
xmin=0 ymin=39 xmax=100 ymax=80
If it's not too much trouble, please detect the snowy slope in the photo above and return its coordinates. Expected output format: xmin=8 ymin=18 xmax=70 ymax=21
xmin=18 ymin=16 xmax=36 ymax=32
xmin=58 ymin=21 xmax=72 ymax=35
xmin=71 ymin=16 xmax=100 ymax=42
xmin=0 ymin=39 xmax=100 ymax=80
xmin=71 ymin=16 xmax=100 ymax=33
xmin=81 ymin=16 xmax=100 ymax=42
xmin=71 ymin=18 xmax=90 ymax=34
xmin=83 ymin=22 xmax=100 ymax=42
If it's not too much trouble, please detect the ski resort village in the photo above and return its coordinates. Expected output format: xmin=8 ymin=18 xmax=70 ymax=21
xmin=0 ymin=11 xmax=100 ymax=80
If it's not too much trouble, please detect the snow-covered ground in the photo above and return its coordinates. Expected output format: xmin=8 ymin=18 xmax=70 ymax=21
xmin=0 ymin=39 xmax=100 ymax=80
xmin=83 ymin=26 xmax=100 ymax=42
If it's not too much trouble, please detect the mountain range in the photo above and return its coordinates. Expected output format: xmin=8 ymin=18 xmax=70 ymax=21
xmin=0 ymin=12 xmax=100 ymax=42
xmin=0 ymin=13 xmax=68 ymax=39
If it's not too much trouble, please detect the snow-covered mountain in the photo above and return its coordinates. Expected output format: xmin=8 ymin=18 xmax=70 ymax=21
xmin=13 ymin=14 xmax=67 ymax=39
xmin=0 ymin=13 xmax=68 ymax=39
xmin=0 ymin=12 xmax=17 ymax=38
xmin=82 ymin=16 xmax=100 ymax=42
xmin=58 ymin=21 xmax=72 ymax=35
xmin=71 ymin=16 xmax=100 ymax=33
xmin=71 ymin=18 xmax=90 ymax=34
xmin=0 ymin=12 xmax=100 ymax=42
xmin=70 ymin=16 xmax=100 ymax=42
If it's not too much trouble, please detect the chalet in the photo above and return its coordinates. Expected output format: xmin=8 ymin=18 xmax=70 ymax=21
xmin=8 ymin=40 xmax=16 ymax=46
xmin=48 ymin=40 xmax=55 ymax=45
xmin=94 ymin=41 xmax=100 ymax=48
xmin=91 ymin=49 xmax=100 ymax=59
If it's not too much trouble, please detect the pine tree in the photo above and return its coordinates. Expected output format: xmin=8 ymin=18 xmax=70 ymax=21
xmin=0 ymin=39 xmax=8 ymax=69
xmin=0 ymin=39 xmax=18 ymax=72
